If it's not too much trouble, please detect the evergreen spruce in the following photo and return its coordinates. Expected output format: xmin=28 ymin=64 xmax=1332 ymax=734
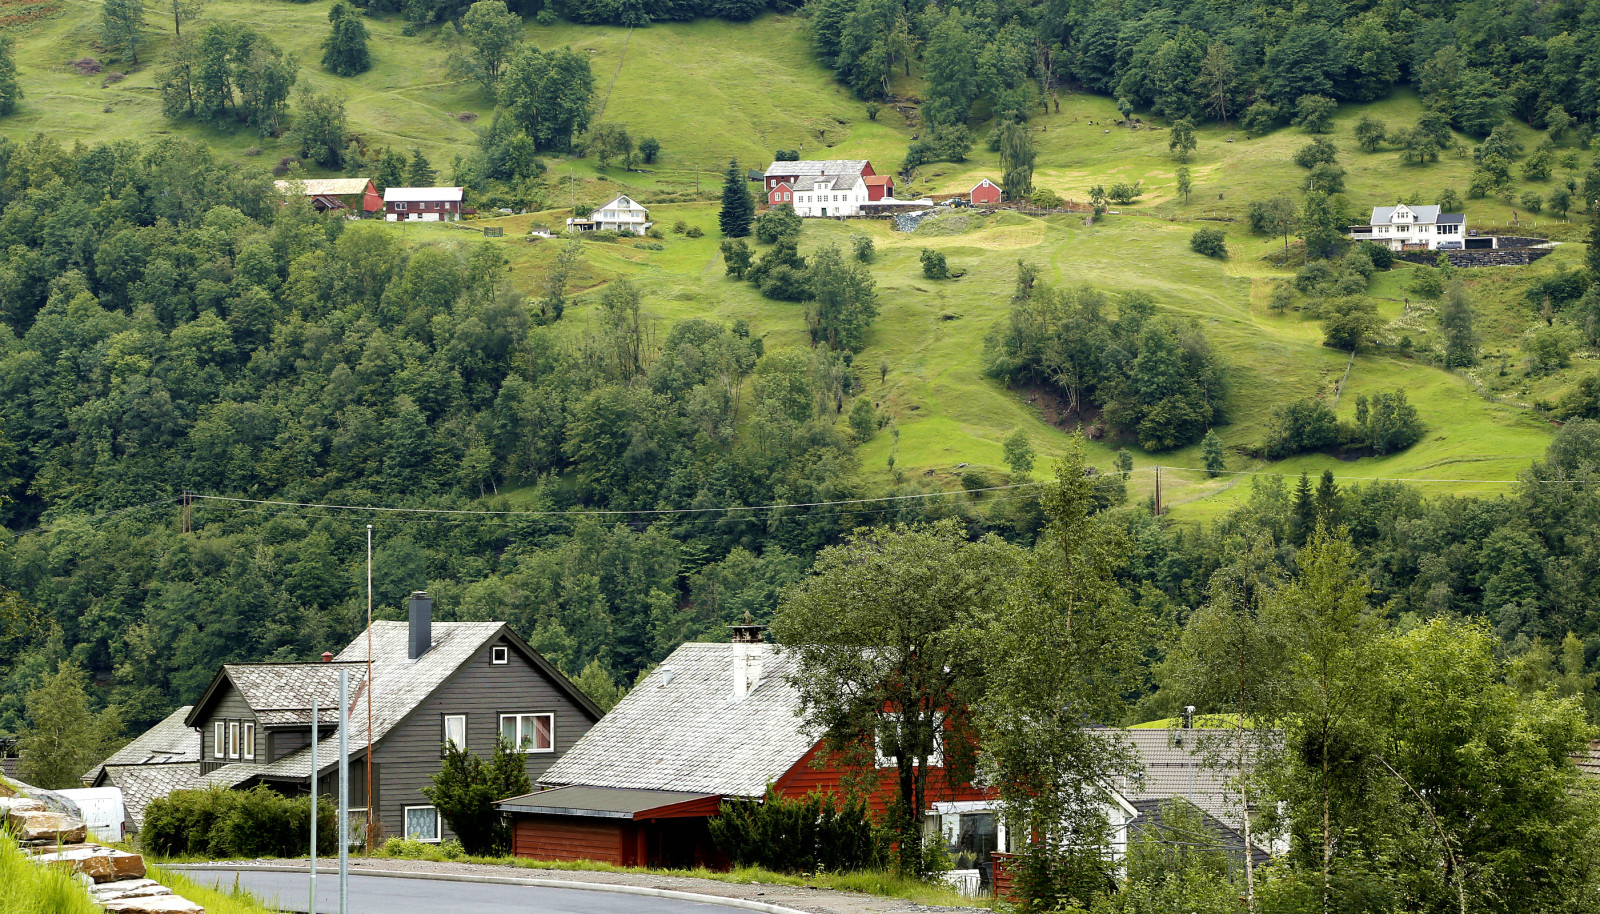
xmin=1201 ymin=429 xmax=1225 ymax=476
xmin=719 ymin=159 xmax=754 ymax=238
xmin=322 ymin=2 xmax=371 ymax=78
xmin=0 ymin=37 xmax=20 ymax=117
xmin=407 ymin=148 xmax=436 ymax=186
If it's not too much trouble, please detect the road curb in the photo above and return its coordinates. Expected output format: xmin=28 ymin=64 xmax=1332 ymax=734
xmin=169 ymin=863 xmax=815 ymax=914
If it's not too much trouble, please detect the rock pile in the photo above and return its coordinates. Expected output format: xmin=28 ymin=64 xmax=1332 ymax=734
xmin=2 ymin=779 xmax=204 ymax=913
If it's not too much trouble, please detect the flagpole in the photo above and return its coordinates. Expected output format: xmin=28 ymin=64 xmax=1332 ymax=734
xmin=309 ymin=697 xmax=318 ymax=914
xmin=365 ymin=524 xmax=374 ymax=850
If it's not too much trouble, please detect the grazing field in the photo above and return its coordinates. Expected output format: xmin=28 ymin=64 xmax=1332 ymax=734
xmin=3 ymin=5 xmax=1587 ymax=518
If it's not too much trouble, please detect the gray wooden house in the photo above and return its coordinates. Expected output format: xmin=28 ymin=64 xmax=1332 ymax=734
xmin=91 ymin=593 xmax=601 ymax=843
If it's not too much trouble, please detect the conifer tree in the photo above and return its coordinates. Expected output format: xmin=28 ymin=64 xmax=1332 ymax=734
xmin=719 ymin=159 xmax=753 ymax=238
xmin=322 ymin=2 xmax=371 ymax=78
xmin=1201 ymin=428 xmax=1225 ymax=476
xmin=407 ymin=148 xmax=436 ymax=186
xmin=0 ymin=37 xmax=20 ymax=117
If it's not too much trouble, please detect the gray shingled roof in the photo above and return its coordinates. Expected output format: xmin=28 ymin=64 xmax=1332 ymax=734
xmin=103 ymin=762 xmax=202 ymax=830
xmin=764 ymin=160 xmax=869 ymax=178
xmin=1110 ymin=729 xmax=1266 ymax=834
xmin=789 ymin=174 xmax=857 ymax=192
xmin=1127 ymin=797 xmax=1268 ymax=866
xmin=1437 ymin=212 xmax=1466 ymax=224
xmin=224 ymin=663 xmax=365 ymax=727
xmin=85 ymin=706 xmax=199 ymax=783
xmin=1371 ymin=204 xmax=1442 ymax=225
xmin=539 ymin=642 xmax=816 ymax=798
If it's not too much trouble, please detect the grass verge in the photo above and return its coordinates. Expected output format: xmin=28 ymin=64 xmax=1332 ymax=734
xmin=0 ymin=835 xmax=105 ymax=914
xmin=146 ymin=864 xmax=282 ymax=914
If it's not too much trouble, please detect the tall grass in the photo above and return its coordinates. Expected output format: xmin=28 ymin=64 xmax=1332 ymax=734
xmin=0 ymin=838 xmax=103 ymax=914
xmin=146 ymin=864 xmax=282 ymax=914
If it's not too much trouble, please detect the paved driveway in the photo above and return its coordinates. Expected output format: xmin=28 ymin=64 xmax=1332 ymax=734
xmin=174 ymin=868 xmax=747 ymax=914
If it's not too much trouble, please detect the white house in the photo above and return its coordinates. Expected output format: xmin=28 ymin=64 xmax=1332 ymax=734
xmin=1351 ymin=203 xmax=1468 ymax=251
xmin=567 ymin=194 xmax=652 ymax=235
xmin=763 ymin=160 xmax=891 ymax=218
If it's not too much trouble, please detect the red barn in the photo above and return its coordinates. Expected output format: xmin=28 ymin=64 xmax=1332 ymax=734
xmin=497 ymin=625 xmax=993 ymax=873
xmin=274 ymin=178 xmax=384 ymax=215
xmin=970 ymin=178 xmax=1002 ymax=206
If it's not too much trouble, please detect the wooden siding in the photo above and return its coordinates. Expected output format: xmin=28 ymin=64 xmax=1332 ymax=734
xmin=992 ymin=852 xmax=1017 ymax=901
xmin=196 ymin=683 xmax=257 ymax=772
xmin=270 ymin=728 xmax=311 ymax=762
xmin=514 ymin=816 xmax=633 ymax=865
xmin=772 ymin=740 xmax=992 ymax=815
xmin=371 ymin=636 xmax=596 ymax=841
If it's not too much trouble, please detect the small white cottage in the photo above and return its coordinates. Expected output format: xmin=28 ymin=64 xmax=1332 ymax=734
xmin=568 ymin=194 xmax=652 ymax=235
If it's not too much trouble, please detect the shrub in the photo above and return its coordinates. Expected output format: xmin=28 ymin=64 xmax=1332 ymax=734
xmin=1295 ymin=261 xmax=1336 ymax=294
xmin=1304 ymin=162 xmax=1346 ymax=194
xmin=1359 ymin=241 xmax=1395 ymax=269
xmin=1406 ymin=267 xmax=1445 ymax=300
xmin=422 ymin=737 xmax=532 ymax=856
xmin=1293 ymin=138 xmax=1338 ymax=168
xmin=672 ymin=220 xmax=687 ymax=234
xmin=852 ymin=234 xmax=875 ymax=263
xmin=1264 ymin=398 xmax=1338 ymax=459
xmin=1107 ymin=181 xmax=1142 ymax=204
xmin=1521 ymin=191 xmax=1543 ymax=212
xmin=534 ymin=8 xmax=557 ymax=24
xmin=1029 ymin=187 xmax=1064 ymax=208
xmin=1189 ymin=228 xmax=1227 ymax=259
xmin=142 ymin=786 xmax=336 ymax=858
xmin=753 ymin=205 xmax=802 ymax=244
xmin=685 ymin=225 xmax=704 ymax=238
xmin=1241 ymin=100 xmax=1280 ymax=136
xmin=709 ymin=787 xmax=887 ymax=874
xmin=1321 ymin=296 xmax=1382 ymax=351
xmin=1355 ymin=390 xmax=1423 ymax=455
xmin=920 ymin=248 xmax=949 ymax=279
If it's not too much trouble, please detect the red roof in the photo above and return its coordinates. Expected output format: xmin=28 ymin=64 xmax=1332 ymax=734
xmin=864 ymin=175 xmax=892 ymax=186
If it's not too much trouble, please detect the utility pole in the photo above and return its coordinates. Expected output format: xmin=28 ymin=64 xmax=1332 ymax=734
xmin=695 ymin=162 xmax=700 ymax=196
xmin=1154 ymin=465 xmax=1163 ymax=516
xmin=338 ymin=671 xmax=349 ymax=914
xmin=364 ymin=525 xmax=373 ymax=850
xmin=309 ymin=697 xmax=318 ymax=914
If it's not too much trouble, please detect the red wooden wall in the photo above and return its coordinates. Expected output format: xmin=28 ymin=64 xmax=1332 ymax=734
xmin=770 ymin=740 xmax=993 ymax=814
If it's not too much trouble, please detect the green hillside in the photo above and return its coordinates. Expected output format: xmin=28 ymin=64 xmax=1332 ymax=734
xmin=1 ymin=6 xmax=1592 ymax=521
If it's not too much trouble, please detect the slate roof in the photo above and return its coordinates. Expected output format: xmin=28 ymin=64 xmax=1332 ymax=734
xmin=790 ymin=174 xmax=859 ymax=192
xmin=1437 ymin=212 xmax=1466 ymax=224
xmin=219 ymin=663 xmax=366 ymax=727
xmin=102 ymin=762 xmax=202 ymax=830
xmin=1110 ymin=729 xmax=1265 ymax=835
xmin=274 ymin=178 xmax=373 ymax=197
xmin=1371 ymin=204 xmax=1442 ymax=225
xmin=383 ymin=186 xmax=465 ymax=203
xmin=84 ymin=706 xmax=200 ymax=784
xmin=499 ymin=785 xmax=718 ymax=819
xmin=1126 ymin=797 xmax=1269 ymax=867
xmin=1574 ymin=740 xmax=1600 ymax=780
xmin=764 ymin=160 xmax=869 ymax=178
xmin=539 ymin=642 xmax=816 ymax=798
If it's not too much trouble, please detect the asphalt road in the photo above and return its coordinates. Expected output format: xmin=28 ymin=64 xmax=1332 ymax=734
xmin=174 ymin=868 xmax=747 ymax=914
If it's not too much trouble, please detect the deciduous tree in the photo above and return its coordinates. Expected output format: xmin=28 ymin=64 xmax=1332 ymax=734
xmin=18 ymin=662 xmax=124 ymax=790
xmin=101 ymin=0 xmax=148 ymax=65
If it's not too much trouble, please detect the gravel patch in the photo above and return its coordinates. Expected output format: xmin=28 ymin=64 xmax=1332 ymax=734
xmin=193 ymin=858 xmax=990 ymax=914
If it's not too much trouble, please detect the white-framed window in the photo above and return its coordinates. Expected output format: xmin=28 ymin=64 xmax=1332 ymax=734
xmin=243 ymin=723 xmax=256 ymax=760
xmin=346 ymin=808 xmax=370 ymax=849
xmin=500 ymin=713 xmax=554 ymax=753
xmin=403 ymin=806 xmax=441 ymax=843
xmin=874 ymin=714 xmax=945 ymax=769
xmin=492 ymin=646 xmax=509 ymax=664
xmin=214 ymin=722 xmax=224 ymax=759
xmin=396 ymin=202 xmax=407 ymax=211
xmin=443 ymin=714 xmax=467 ymax=753
xmin=228 ymin=721 xmax=240 ymax=759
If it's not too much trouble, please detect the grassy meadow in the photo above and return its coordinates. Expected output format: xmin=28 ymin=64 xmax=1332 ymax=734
xmin=3 ymin=5 xmax=1591 ymax=519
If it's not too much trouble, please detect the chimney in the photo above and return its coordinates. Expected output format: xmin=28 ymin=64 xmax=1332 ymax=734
xmin=730 ymin=613 xmax=765 ymax=701
xmin=409 ymin=591 xmax=433 ymax=660
xmin=321 ymin=652 xmax=334 ymax=663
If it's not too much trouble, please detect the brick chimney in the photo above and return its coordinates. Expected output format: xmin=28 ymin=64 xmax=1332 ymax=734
xmin=321 ymin=652 xmax=334 ymax=663
xmin=731 ymin=613 xmax=765 ymax=701
xmin=409 ymin=591 xmax=433 ymax=660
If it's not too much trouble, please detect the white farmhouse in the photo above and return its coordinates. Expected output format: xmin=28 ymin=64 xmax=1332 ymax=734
xmin=567 ymin=194 xmax=652 ymax=235
xmin=1351 ymin=203 xmax=1468 ymax=251
xmin=764 ymin=160 xmax=891 ymax=218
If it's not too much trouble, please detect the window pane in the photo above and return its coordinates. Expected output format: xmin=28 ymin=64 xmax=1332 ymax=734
xmin=445 ymin=716 xmax=466 ymax=750
xmin=517 ymin=715 xmax=534 ymax=750
xmin=404 ymin=807 xmax=438 ymax=842
xmin=500 ymin=716 xmax=516 ymax=745
xmin=535 ymin=715 xmax=553 ymax=751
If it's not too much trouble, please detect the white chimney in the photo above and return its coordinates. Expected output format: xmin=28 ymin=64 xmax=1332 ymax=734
xmin=730 ymin=615 xmax=765 ymax=701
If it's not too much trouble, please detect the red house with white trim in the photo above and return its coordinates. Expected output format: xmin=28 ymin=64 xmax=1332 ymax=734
xmin=384 ymin=186 xmax=466 ymax=222
xmin=497 ymin=626 xmax=990 ymax=872
xmin=970 ymin=178 xmax=1002 ymax=206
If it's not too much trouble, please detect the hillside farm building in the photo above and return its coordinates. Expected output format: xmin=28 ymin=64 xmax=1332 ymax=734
xmin=764 ymin=160 xmax=891 ymax=217
xmin=969 ymin=178 xmax=1002 ymax=206
xmin=274 ymin=178 xmax=383 ymax=215
xmin=384 ymin=186 xmax=466 ymax=222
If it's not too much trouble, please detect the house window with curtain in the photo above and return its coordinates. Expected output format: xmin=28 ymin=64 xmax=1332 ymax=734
xmin=443 ymin=714 xmax=467 ymax=754
xmin=213 ymin=722 xmax=224 ymax=759
xmin=404 ymin=806 xmax=441 ymax=843
xmin=500 ymin=713 xmax=554 ymax=752
xmin=242 ymin=723 xmax=255 ymax=760
xmin=228 ymin=721 xmax=239 ymax=759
